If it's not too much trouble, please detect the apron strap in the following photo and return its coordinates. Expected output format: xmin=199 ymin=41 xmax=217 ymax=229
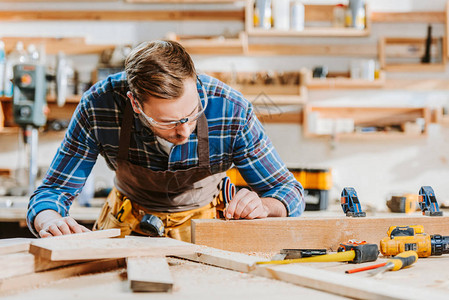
xmin=196 ymin=113 xmax=210 ymax=168
xmin=118 ymin=99 xmax=134 ymax=161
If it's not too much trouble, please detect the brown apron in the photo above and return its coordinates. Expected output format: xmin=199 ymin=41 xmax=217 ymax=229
xmin=93 ymin=99 xmax=225 ymax=241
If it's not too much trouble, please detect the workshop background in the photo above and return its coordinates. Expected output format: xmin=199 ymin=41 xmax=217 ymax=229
xmin=1 ymin=0 xmax=449 ymax=216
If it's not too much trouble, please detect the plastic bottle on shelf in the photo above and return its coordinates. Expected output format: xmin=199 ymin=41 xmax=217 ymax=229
xmin=272 ymin=0 xmax=290 ymax=30
xmin=333 ymin=4 xmax=346 ymax=28
xmin=291 ymin=0 xmax=305 ymax=31
xmin=27 ymin=44 xmax=40 ymax=63
xmin=254 ymin=0 xmax=272 ymax=29
xmin=0 ymin=41 xmax=5 ymax=97
xmin=4 ymin=41 xmax=29 ymax=97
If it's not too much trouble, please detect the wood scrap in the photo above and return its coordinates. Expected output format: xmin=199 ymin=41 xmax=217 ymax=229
xmin=127 ymin=257 xmax=173 ymax=292
xmin=192 ymin=216 xmax=449 ymax=252
xmin=30 ymin=237 xmax=198 ymax=261
xmin=175 ymin=247 xmax=447 ymax=300
xmin=0 ymin=238 xmax=32 ymax=255
xmin=0 ymin=258 xmax=125 ymax=295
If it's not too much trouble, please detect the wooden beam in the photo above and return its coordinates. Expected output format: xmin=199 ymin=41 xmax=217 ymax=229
xmin=372 ymin=11 xmax=446 ymax=23
xmin=127 ymin=257 xmax=173 ymax=292
xmin=30 ymin=237 xmax=197 ymax=261
xmin=0 ymin=258 xmax=125 ymax=294
xmin=176 ymin=247 xmax=448 ymax=300
xmin=0 ymin=10 xmax=244 ymax=21
xmin=191 ymin=216 xmax=449 ymax=252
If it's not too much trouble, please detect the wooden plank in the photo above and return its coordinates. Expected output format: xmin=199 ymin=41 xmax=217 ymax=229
xmin=0 ymin=258 xmax=125 ymax=295
xmin=30 ymin=237 xmax=197 ymax=261
xmin=191 ymin=216 xmax=449 ymax=252
xmin=127 ymin=257 xmax=173 ymax=292
xmin=0 ymin=238 xmax=32 ymax=255
xmin=176 ymin=247 xmax=448 ymax=300
xmin=0 ymin=229 xmax=119 ymax=255
xmin=372 ymin=11 xmax=446 ymax=23
xmin=0 ymin=10 xmax=244 ymax=21
xmin=127 ymin=0 xmax=239 ymax=3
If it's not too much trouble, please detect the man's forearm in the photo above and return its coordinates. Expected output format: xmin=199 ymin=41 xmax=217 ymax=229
xmin=261 ymin=197 xmax=287 ymax=217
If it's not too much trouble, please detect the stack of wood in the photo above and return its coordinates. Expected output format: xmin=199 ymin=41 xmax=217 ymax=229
xmin=0 ymin=229 xmax=198 ymax=295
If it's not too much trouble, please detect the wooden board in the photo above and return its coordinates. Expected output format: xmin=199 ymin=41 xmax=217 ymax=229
xmin=0 ymin=258 xmax=125 ymax=295
xmin=127 ymin=257 xmax=173 ymax=292
xmin=176 ymin=247 xmax=448 ymax=300
xmin=372 ymin=11 xmax=446 ymax=23
xmin=192 ymin=216 xmax=449 ymax=252
xmin=0 ymin=238 xmax=32 ymax=255
xmin=30 ymin=237 xmax=197 ymax=261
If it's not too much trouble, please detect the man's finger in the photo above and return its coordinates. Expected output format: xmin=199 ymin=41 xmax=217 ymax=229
xmin=246 ymin=205 xmax=268 ymax=219
xmin=225 ymin=189 xmax=250 ymax=219
xmin=56 ymin=221 xmax=72 ymax=235
xmin=65 ymin=218 xmax=84 ymax=234
xmin=39 ymin=229 xmax=52 ymax=238
xmin=234 ymin=193 xmax=259 ymax=219
xmin=239 ymin=198 xmax=260 ymax=219
xmin=47 ymin=224 xmax=63 ymax=236
xmin=80 ymin=225 xmax=91 ymax=232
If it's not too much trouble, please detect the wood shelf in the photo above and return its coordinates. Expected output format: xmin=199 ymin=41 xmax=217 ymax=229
xmin=379 ymin=37 xmax=448 ymax=72
xmin=305 ymin=70 xmax=386 ymax=90
xmin=0 ymin=10 xmax=244 ymax=22
xmin=247 ymin=27 xmax=370 ymax=38
xmin=166 ymin=32 xmax=248 ymax=55
xmin=303 ymin=105 xmax=430 ymax=139
xmin=372 ymin=11 xmax=446 ymax=23
xmin=245 ymin=0 xmax=370 ymax=38
xmin=3 ymin=37 xmax=114 ymax=55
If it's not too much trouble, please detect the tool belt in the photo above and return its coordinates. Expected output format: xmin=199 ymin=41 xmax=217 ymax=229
xmin=93 ymin=187 xmax=219 ymax=242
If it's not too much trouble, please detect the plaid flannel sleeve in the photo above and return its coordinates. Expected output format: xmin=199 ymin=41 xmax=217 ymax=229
xmin=232 ymin=104 xmax=305 ymax=217
xmin=26 ymin=98 xmax=99 ymax=237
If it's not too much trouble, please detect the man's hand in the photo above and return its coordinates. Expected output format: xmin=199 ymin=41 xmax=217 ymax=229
xmin=34 ymin=209 xmax=90 ymax=238
xmin=224 ymin=188 xmax=287 ymax=220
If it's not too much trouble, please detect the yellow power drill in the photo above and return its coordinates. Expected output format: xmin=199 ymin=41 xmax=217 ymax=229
xmin=380 ymin=225 xmax=449 ymax=258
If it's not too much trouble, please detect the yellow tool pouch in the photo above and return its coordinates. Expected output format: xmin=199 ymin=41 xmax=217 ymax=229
xmin=93 ymin=187 xmax=217 ymax=242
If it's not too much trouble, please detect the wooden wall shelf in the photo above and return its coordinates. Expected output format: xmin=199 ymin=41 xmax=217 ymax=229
xmin=379 ymin=37 xmax=448 ymax=72
xmin=303 ymin=106 xmax=430 ymax=139
xmin=372 ymin=11 xmax=446 ymax=23
xmin=0 ymin=10 xmax=244 ymax=22
xmin=167 ymin=32 xmax=248 ymax=55
xmin=245 ymin=1 xmax=370 ymax=38
xmin=3 ymin=37 xmax=114 ymax=55
xmin=305 ymin=70 xmax=386 ymax=90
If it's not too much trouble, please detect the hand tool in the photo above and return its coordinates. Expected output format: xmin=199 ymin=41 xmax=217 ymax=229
xmin=257 ymin=242 xmax=378 ymax=265
xmin=345 ymin=262 xmax=387 ymax=274
xmin=216 ymin=176 xmax=236 ymax=219
xmin=380 ymin=225 xmax=449 ymax=257
xmin=340 ymin=187 xmax=366 ymax=217
xmin=139 ymin=214 xmax=165 ymax=237
xmin=368 ymin=251 xmax=418 ymax=276
xmin=116 ymin=198 xmax=132 ymax=222
xmin=419 ymin=186 xmax=443 ymax=216
xmin=271 ymin=248 xmax=327 ymax=260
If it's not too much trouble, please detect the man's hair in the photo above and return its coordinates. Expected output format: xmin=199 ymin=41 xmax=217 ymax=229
xmin=125 ymin=40 xmax=196 ymax=103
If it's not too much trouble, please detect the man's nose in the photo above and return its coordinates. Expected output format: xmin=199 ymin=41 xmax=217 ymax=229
xmin=176 ymin=122 xmax=191 ymax=137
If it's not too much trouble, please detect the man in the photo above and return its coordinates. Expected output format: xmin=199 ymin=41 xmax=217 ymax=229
xmin=27 ymin=40 xmax=305 ymax=241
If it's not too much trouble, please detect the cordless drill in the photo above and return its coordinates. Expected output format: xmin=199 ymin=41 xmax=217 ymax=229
xmin=380 ymin=225 xmax=449 ymax=257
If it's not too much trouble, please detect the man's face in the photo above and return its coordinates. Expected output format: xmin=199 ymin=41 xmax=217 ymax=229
xmin=132 ymin=77 xmax=200 ymax=145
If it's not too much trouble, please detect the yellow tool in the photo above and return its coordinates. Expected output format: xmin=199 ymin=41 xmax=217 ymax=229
xmin=386 ymin=194 xmax=420 ymax=214
xmin=380 ymin=225 xmax=449 ymax=258
xmin=115 ymin=198 xmax=132 ymax=223
xmin=256 ymin=243 xmax=378 ymax=265
xmin=368 ymin=251 xmax=418 ymax=276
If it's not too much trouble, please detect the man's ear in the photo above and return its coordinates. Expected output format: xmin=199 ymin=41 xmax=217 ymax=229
xmin=127 ymin=91 xmax=141 ymax=114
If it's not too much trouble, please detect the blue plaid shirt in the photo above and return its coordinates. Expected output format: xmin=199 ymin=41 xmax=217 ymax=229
xmin=27 ymin=72 xmax=305 ymax=236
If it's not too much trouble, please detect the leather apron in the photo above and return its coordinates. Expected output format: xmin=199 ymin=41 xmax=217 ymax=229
xmin=94 ymin=99 xmax=225 ymax=241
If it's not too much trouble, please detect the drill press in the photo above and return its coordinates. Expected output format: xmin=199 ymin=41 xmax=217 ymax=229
xmin=12 ymin=63 xmax=47 ymax=195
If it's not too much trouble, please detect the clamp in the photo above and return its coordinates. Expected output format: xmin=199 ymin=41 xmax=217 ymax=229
xmin=419 ymin=186 xmax=443 ymax=216
xmin=341 ymin=187 xmax=366 ymax=217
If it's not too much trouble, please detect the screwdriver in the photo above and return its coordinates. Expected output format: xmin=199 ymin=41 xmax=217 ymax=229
xmin=368 ymin=250 xmax=418 ymax=276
